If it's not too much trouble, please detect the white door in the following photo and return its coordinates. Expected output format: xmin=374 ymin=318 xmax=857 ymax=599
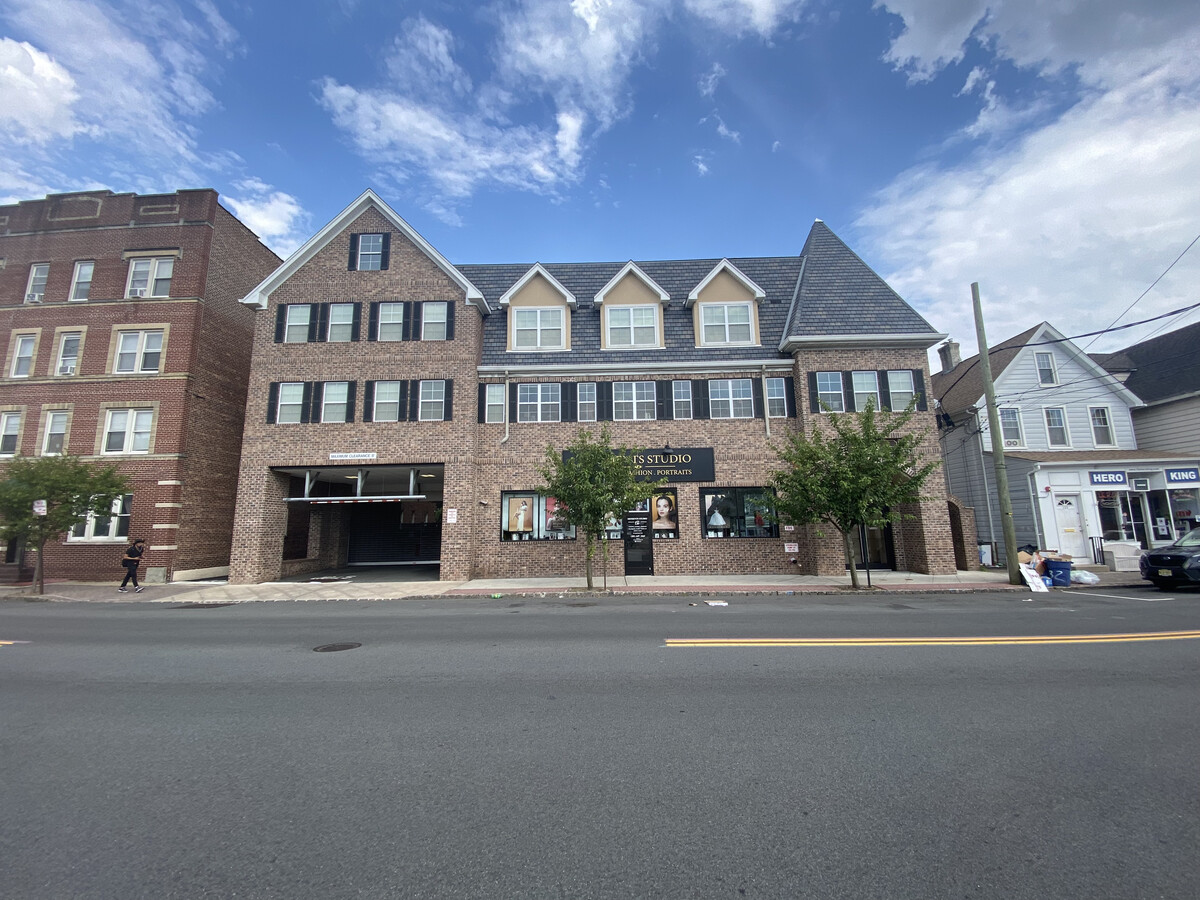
xmin=1054 ymin=494 xmax=1089 ymax=559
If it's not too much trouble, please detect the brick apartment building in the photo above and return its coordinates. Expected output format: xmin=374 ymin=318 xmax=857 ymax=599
xmin=229 ymin=190 xmax=957 ymax=583
xmin=0 ymin=189 xmax=280 ymax=583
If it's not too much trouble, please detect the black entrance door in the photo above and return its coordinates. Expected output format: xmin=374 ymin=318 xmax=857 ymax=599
xmin=623 ymin=510 xmax=653 ymax=575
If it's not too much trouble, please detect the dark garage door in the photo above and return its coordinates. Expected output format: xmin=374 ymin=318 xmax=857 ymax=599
xmin=347 ymin=504 xmax=441 ymax=565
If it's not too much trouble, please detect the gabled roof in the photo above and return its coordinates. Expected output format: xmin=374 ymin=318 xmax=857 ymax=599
xmin=686 ymin=259 xmax=765 ymax=307
xmin=595 ymin=261 xmax=670 ymax=305
xmin=238 ymin=189 xmax=485 ymax=311
xmin=1094 ymin=319 xmax=1200 ymax=405
xmin=498 ymin=263 xmax=577 ymax=308
xmin=779 ymin=220 xmax=943 ymax=351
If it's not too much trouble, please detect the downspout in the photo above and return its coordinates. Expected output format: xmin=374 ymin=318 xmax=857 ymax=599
xmin=1029 ymin=465 xmax=1044 ymax=550
xmin=500 ymin=370 xmax=511 ymax=444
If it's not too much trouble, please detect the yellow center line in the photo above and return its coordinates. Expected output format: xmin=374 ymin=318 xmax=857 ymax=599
xmin=665 ymin=630 xmax=1200 ymax=648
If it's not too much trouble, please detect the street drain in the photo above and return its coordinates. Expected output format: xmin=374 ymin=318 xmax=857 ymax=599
xmin=313 ymin=642 xmax=362 ymax=652
xmin=171 ymin=602 xmax=236 ymax=609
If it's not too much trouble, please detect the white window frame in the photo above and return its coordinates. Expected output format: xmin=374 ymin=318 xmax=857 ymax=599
xmin=321 ymin=382 xmax=350 ymax=423
xmin=673 ymin=381 xmax=693 ymax=420
xmin=1089 ymin=405 xmax=1116 ymax=447
xmin=327 ymin=303 xmax=355 ymax=342
xmin=606 ymin=305 xmax=658 ymax=349
xmin=1035 ymin=351 xmax=1058 ymax=386
xmin=852 ymin=371 xmax=880 ymax=411
xmin=103 ymin=408 xmax=153 ymax=454
xmin=887 ymin=370 xmax=915 ymax=410
xmin=115 ymin=330 xmax=163 ymax=374
xmin=815 ymin=372 xmax=844 ymax=412
xmin=69 ymin=494 xmax=132 ymax=542
xmin=517 ymin=383 xmax=560 ymax=422
xmin=284 ymin=304 xmax=311 ymax=343
xmin=1 ymin=411 xmax=20 ymax=456
xmin=576 ymin=383 xmax=597 ymax=422
xmin=357 ymin=234 xmax=384 ymax=270
xmin=276 ymin=383 xmax=305 ymax=424
xmin=1043 ymin=406 xmax=1071 ymax=447
xmin=710 ymin=378 xmax=754 ymax=419
xmin=614 ymin=381 xmax=656 ymax=421
xmin=418 ymin=380 xmax=446 ymax=421
xmin=512 ymin=307 xmax=563 ymax=350
xmin=700 ymin=302 xmax=754 ymax=346
xmin=485 ymin=384 xmax=506 ymax=424
xmin=125 ymin=257 xmax=173 ymax=298
xmin=70 ymin=261 xmax=94 ymax=301
xmin=11 ymin=334 xmax=35 ymax=377
xmin=372 ymin=381 xmax=402 ymax=423
xmin=26 ymin=263 xmax=49 ymax=301
xmin=998 ymin=408 xmax=1024 ymax=446
xmin=766 ymin=377 xmax=787 ymax=418
xmin=377 ymin=302 xmax=403 ymax=341
xmin=43 ymin=410 xmax=68 ymax=455
xmin=56 ymin=332 xmax=81 ymax=376
xmin=422 ymin=302 xmax=449 ymax=341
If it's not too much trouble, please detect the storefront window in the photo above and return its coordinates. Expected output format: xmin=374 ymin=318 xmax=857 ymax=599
xmin=500 ymin=493 xmax=575 ymax=541
xmin=701 ymin=488 xmax=778 ymax=538
xmin=1170 ymin=488 xmax=1198 ymax=538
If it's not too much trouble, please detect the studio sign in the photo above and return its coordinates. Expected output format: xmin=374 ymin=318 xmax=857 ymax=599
xmin=562 ymin=447 xmax=716 ymax=483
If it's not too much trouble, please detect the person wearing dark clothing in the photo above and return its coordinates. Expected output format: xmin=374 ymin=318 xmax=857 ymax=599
xmin=119 ymin=539 xmax=146 ymax=592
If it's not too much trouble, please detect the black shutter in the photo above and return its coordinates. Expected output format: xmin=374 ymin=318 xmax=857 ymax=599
xmin=443 ymin=380 xmax=453 ymax=421
xmin=878 ymin=370 xmax=892 ymax=411
xmin=380 ymin=233 xmax=390 ymax=270
xmin=274 ymin=306 xmax=286 ymax=343
xmin=350 ymin=304 xmax=362 ymax=342
xmin=598 ymin=382 xmax=613 ymax=422
xmin=310 ymin=382 xmax=325 ymax=423
xmin=315 ymin=304 xmax=330 ymax=343
xmin=656 ymin=381 xmax=670 ymax=420
xmin=266 ymin=382 xmax=279 ymax=423
xmin=913 ymin=369 xmax=928 ymax=411
xmin=306 ymin=306 xmax=319 ymax=343
xmin=363 ymin=381 xmax=375 ymax=422
xmin=397 ymin=380 xmax=409 ymax=422
xmin=785 ymin=376 xmax=796 ymax=418
xmin=562 ymin=383 xmax=577 ymax=423
xmin=402 ymin=303 xmax=414 ymax=341
xmin=408 ymin=380 xmax=420 ymax=421
xmin=345 ymin=381 xmax=357 ymax=423
xmin=692 ymin=379 xmax=710 ymax=420
xmin=751 ymin=378 xmax=764 ymax=419
xmin=477 ymin=384 xmax=487 ymax=423
xmin=842 ymin=371 xmax=855 ymax=412
xmin=348 ymin=234 xmax=359 ymax=271
xmin=509 ymin=382 xmax=518 ymax=423
xmin=446 ymin=302 xmax=455 ymax=340
xmin=300 ymin=382 xmax=313 ymax=423
xmin=414 ymin=302 xmax=425 ymax=341
xmin=368 ymin=302 xmax=379 ymax=341
xmin=808 ymin=372 xmax=820 ymax=413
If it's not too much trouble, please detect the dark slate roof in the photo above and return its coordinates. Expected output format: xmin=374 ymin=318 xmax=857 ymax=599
xmin=931 ymin=324 xmax=1041 ymax=415
xmin=784 ymin=221 xmax=939 ymax=337
xmin=1093 ymin=320 xmax=1200 ymax=404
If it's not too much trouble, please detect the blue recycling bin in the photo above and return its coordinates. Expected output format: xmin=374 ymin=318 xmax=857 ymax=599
xmin=1045 ymin=559 xmax=1072 ymax=587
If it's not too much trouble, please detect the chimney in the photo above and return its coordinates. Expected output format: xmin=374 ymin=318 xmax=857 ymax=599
xmin=938 ymin=341 xmax=961 ymax=373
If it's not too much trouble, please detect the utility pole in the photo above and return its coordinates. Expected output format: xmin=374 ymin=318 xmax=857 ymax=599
xmin=972 ymin=282 xmax=1022 ymax=585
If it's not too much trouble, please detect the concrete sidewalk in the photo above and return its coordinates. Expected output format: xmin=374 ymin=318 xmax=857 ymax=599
xmin=0 ymin=565 xmax=1155 ymax=604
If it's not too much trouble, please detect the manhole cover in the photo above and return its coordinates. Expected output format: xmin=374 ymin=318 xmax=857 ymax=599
xmin=171 ymin=602 xmax=236 ymax=609
xmin=313 ymin=642 xmax=362 ymax=652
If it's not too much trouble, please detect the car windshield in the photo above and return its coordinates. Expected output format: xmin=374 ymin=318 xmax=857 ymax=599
xmin=1177 ymin=527 xmax=1200 ymax=547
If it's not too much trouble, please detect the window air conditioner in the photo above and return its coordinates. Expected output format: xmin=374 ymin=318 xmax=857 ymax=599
xmin=25 ymin=292 xmax=43 ymax=303
xmin=128 ymin=287 xmax=147 ymax=297
xmin=59 ymin=364 xmax=76 ymax=376
xmin=1003 ymin=439 xmax=1020 ymax=447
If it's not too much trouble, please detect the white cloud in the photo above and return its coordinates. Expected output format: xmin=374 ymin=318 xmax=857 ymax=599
xmin=684 ymin=0 xmax=807 ymax=36
xmin=0 ymin=38 xmax=82 ymax=144
xmin=699 ymin=62 xmax=726 ymax=97
xmin=223 ymin=180 xmax=310 ymax=259
xmin=693 ymin=153 xmax=710 ymax=175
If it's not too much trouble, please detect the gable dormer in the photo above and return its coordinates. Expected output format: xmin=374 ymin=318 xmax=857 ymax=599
xmin=499 ymin=264 xmax=575 ymax=352
xmin=595 ymin=262 xmax=670 ymax=350
xmin=688 ymin=259 xmax=765 ymax=348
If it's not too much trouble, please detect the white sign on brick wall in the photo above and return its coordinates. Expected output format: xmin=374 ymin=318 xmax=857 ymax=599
xmin=329 ymin=452 xmax=377 ymax=460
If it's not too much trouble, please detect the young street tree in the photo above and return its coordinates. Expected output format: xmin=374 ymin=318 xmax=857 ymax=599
xmin=768 ymin=402 xmax=939 ymax=590
xmin=537 ymin=427 xmax=665 ymax=590
xmin=0 ymin=455 xmax=130 ymax=595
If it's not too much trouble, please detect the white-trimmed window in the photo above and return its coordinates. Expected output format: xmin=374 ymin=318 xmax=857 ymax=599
xmin=1044 ymin=407 xmax=1070 ymax=447
xmin=126 ymin=257 xmax=173 ymax=298
xmin=284 ymin=305 xmax=311 ymax=343
xmin=422 ymin=302 xmax=449 ymax=341
xmin=999 ymin=408 xmax=1023 ymax=445
xmin=378 ymin=302 xmax=403 ymax=341
xmin=115 ymin=330 xmax=163 ymax=374
xmin=485 ymin=384 xmax=506 ymax=423
xmin=517 ymin=383 xmax=560 ymax=422
xmin=56 ymin=332 xmax=81 ymax=376
xmin=26 ymin=264 xmax=49 ymax=302
xmin=11 ymin=335 xmax=35 ymax=377
xmin=887 ymin=370 xmax=915 ymax=410
xmin=577 ymin=383 xmax=597 ymax=422
xmin=766 ymin=377 xmax=788 ymax=417
xmin=327 ymin=303 xmax=355 ymax=342
xmin=277 ymin=383 xmax=305 ymax=424
xmin=700 ymin=303 xmax=753 ymax=345
xmin=816 ymin=372 xmax=844 ymax=412
xmin=70 ymin=494 xmax=132 ymax=541
xmin=710 ymin=378 xmax=754 ymax=419
xmin=606 ymin=305 xmax=657 ymax=348
xmin=321 ymin=382 xmax=349 ymax=423
xmin=1089 ymin=406 xmax=1115 ymax=447
xmin=513 ymin=307 xmax=563 ymax=350
xmin=852 ymin=371 xmax=880 ymax=411
xmin=43 ymin=411 xmax=68 ymax=455
xmin=1 ymin=412 xmax=20 ymax=455
xmin=103 ymin=409 xmax=153 ymax=454
xmin=614 ymin=381 xmax=655 ymax=420
xmin=357 ymin=234 xmax=384 ymax=270
xmin=70 ymin=262 xmax=94 ymax=301
xmin=673 ymin=381 xmax=693 ymax=420
xmin=1035 ymin=352 xmax=1057 ymax=385
xmin=372 ymin=381 xmax=402 ymax=422
xmin=418 ymin=380 xmax=446 ymax=421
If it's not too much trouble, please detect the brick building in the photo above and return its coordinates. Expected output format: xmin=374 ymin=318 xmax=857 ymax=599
xmin=230 ymin=191 xmax=956 ymax=583
xmin=1 ymin=189 xmax=280 ymax=583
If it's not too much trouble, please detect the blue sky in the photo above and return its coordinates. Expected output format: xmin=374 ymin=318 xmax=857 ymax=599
xmin=3 ymin=0 xmax=1199 ymax=362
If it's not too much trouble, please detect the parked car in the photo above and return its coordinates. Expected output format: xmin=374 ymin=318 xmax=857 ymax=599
xmin=1140 ymin=527 xmax=1200 ymax=590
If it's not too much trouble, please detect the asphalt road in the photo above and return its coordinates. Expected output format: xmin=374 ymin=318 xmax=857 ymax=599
xmin=3 ymin=589 xmax=1199 ymax=900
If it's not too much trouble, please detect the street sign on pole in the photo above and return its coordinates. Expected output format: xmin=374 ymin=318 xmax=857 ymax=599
xmin=32 ymin=499 xmax=47 ymax=516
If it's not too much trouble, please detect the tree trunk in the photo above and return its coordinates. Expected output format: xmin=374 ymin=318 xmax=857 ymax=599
xmin=33 ymin=538 xmax=46 ymax=595
xmin=842 ymin=529 xmax=861 ymax=590
xmin=584 ymin=533 xmax=595 ymax=590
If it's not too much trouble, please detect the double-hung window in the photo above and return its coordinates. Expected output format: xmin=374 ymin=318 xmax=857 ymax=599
xmin=576 ymin=383 xmax=597 ymax=422
xmin=276 ymin=383 xmax=305 ymax=424
xmin=321 ymin=382 xmax=350 ymax=423
xmin=70 ymin=262 xmax=94 ymax=300
xmin=71 ymin=494 xmax=132 ymax=541
xmin=43 ymin=411 xmax=68 ymax=455
xmin=372 ymin=381 xmax=403 ymax=422
xmin=607 ymin=306 xmax=657 ymax=348
xmin=1035 ymin=352 xmax=1057 ymax=385
xmin=104 ymin=409 xmax=153 ymax=453
xmin=999 ymin=408 xmax=1023 ymax=445
xmin=357 ymin=234 xmax=383 ymax=270
xmin=327 ymin=304 xmax=355 ymax=342
xmin=418 ymin=380 xmax=446 ymax=421
xmin=377 ymin=302 xmax=404 ymax=341
xmin=673 ymin=381 xmax=693 ymax=419
xmin=1044 ymin=407 xmax=1070 ymax=447
xmin=422 ymin=302 xmax=449 ymax=341
xmin=1 ymin=412 xmax=20 ymax=455
xmin=11 ymin=335 xmax=35 ymax=377
xmin=513 ymin=307 xmax=562 ymax=350
xmin=700 ymin=303 xmax=753 ymax=345
xmin=614 ymin=382 xmax=655 ymax=420
xmin=284 ymin=305 xmax=311 ymax=343
xmin=57 ymin=333 xmax=81 ymax=376
xmin=709 ymin=379 xmax=754 ymax=419
xmin=115 ymin=330 xmax=163 ymax=373
xmin=766 ymin=377 xmax=788 ymax=417
xmin=887 ymin=370 xmax=915 ymax=410
xmin=815 ymin=372 xmax=844 ymax=411
xmin=1089 ymin=406 xmax=1115 ymax=447
xmin=517 ymin=384 xmax=560 ymax=422
xmin=26 ymin=264 xmax=49 ymax=302
xmin=852 ymin=372 xmax=880 ymax=411
xmin=126 ymin=257 xmax=173 ymax=297
xmin=484 ymin=384 xmax=506 ymax=423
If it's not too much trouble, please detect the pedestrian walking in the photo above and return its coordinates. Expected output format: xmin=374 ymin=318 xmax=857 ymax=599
xmin=118 ymin=539 xmax=146 ymax=592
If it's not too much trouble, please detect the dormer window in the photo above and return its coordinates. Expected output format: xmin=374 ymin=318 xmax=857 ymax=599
xmin=688 ymin=259 xmax=763 ymax=348
xmin=606 ymin=305 xmax=658 ymax=348
xmin=500 ymin=264 xmax=575 ymax=352
xmin=700 ymin=302 xmax=753 ymax=345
